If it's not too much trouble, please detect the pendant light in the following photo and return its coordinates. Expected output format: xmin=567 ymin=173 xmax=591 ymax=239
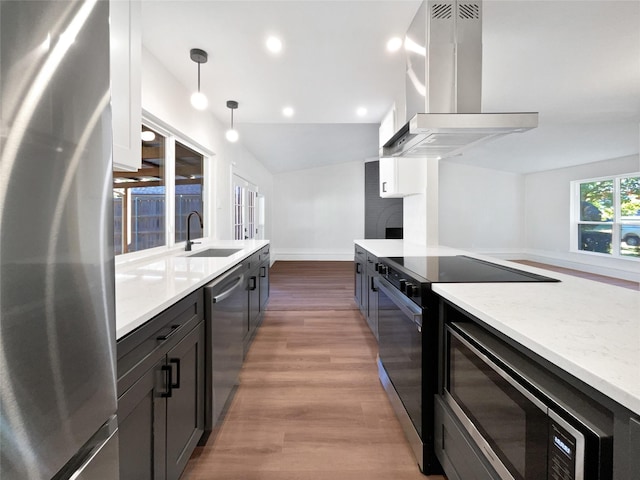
xmin=225 ymin=100 xmax=239 ymax=142
xmin=190 ymin=48 xmax=208 ymax=110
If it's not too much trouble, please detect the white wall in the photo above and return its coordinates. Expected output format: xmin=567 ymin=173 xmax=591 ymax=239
xmin=272 ymin=161 xmax=364 ymax=260
xmin=141 ymin=47 xmax=273 ymax=241
xmin=524 ymin=155 xmax=639 ymax=280
xmin=439 ymin=162 xmax=525 ymax=256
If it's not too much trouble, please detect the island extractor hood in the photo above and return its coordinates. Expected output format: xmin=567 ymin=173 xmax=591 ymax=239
xmin=381 ymin=0 xmax=538 ymax=159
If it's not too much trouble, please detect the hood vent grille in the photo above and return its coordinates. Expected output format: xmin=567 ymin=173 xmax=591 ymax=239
xmin=458 ymin=3 xmax=480 ymax=19
xmin=432 ymin=4 xmax=452 ymax=19
xmin=381 ymin=0 xmax=538 ymax=160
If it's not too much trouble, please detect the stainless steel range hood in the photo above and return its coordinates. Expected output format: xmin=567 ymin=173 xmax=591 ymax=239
xmin=381 ymin=0 xmax=538 ymax=159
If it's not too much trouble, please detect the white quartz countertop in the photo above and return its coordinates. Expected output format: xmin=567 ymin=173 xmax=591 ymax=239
xmin=115 ymin=239 xmax=269 ymax=340
xmin=355 ymin=240 xmax=640 ymax=415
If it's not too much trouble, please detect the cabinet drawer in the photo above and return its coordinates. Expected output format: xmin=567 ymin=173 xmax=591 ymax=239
xmin=434 ymin=395 xmax=498 ymax=480
xmin=117 ymin=289 xmax=204 ymax=397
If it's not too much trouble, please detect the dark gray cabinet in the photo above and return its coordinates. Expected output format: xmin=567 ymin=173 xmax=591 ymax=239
xmin=365 ymin=251 xmax=379 ymax=339
xmin=355 ymin=245 xmax=379 ymax=340
xmin=117 ymin=290 xmax=205 ymax=480
xmin=248 ymin=262 xmax=260 ymax=341
xmin=259 ymin=248 xmax=270 ymax=312
xmin=354 ymin=246 xmax=366 ymax=313
xmin=166 ymin=323 xmax=205 ymax=480
xmin=244 ymin=246 xmax=270 ymax=356
xmin=117 ymin=358 xmax=166 ymax=480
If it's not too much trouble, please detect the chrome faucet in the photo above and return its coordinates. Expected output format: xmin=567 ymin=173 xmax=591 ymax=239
xmin=185 ymin=211 xmax=203 ymax=251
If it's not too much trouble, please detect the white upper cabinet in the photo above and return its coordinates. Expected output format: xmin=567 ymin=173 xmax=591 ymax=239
xmin=379 ymin=105 xmax=396 ymax=148
xmin=379 ymin=157 xmax=425 ymax=198
xmin=110 ymin=0 xmax=141 ymax=171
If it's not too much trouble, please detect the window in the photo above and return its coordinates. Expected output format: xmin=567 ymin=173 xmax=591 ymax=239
xmin=174 ymin=141 xmax=203 ymax=243
xmin=572 ymin=174 xmax=640 ymax=259
xmin=114 ymin=124 xmax=208 ymax=255
xmin=114 ymin=126 xmax=166 ymax=254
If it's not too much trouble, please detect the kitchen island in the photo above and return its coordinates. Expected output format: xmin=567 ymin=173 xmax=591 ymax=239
xmin=355 ymin=239 xmax=639 ymax=415
xmin=355 ymin=239 xmax=640 ymax=479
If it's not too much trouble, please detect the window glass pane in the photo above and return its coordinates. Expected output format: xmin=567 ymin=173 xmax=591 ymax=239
xmin=579 ymin=180 xmax=613 ymax=221
xmin=619 ymin=176 xmax=639 ymax=257
xmin=620 ymin=176 xmax=640 ymax=219
xmin=113 ymin=126 xmax=166 ymax=254
xmin=174 ymin=141 xmax=204 ymax=243
xmin=233 ymin=184 xmax=243 ymax=240
xmin=578 ymin=224 xmax=611 ymax=254
xmin=620 ymin=224 xmax=640 ymax=257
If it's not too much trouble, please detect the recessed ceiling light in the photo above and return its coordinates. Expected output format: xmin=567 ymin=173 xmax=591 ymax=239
xmin=356 ymin=107 xmax=368 ymax=117
xmin=386 ymin=37 xmax=403 ymax=52
xmin=282 ymin=106 xmax=294 ymax=117
xmin=266 ymin=36 xmax=283 ymax=54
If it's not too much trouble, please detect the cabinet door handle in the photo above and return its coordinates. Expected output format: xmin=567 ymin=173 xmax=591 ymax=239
xmin=371 ymin=277 xmax=378 ymax=292
xmin=382 ymin=181 xmax=387 ymax=193
xmin=260 ymin=266 xmax=267 ymax=278
xmin=156 ymin=324 xmax=180 ymax=341
xmin=356 ymin=263 xmax=362 ymax=274
xmin=161 ymin=364 xmax=173 ymax=398
xmin=169 ymin=358 xmax=180 ymax=389
xmin=249 ymin=276 xmax=257 ymax=291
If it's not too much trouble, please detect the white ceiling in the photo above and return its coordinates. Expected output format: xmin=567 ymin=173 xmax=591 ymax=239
xmin=141 ymin=0 xmax=640 ymax=174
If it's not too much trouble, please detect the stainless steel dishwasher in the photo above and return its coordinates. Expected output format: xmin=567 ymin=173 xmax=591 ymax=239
xmin=203 ymin=263 xmax=246 ymax=433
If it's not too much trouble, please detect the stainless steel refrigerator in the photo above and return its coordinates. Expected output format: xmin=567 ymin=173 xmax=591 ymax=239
xmin=1 ymin=1 xmax=119 ymax=478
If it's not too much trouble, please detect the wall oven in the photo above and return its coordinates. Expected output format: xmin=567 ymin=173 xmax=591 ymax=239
xmin=444 ymin=321 xmax=613 ymax=480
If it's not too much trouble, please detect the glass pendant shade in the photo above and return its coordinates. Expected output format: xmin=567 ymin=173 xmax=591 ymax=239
xmin=191 ymin=91 xmax=208 ymax=110
xmin=225 ymin=129 xmax=239 ymax=142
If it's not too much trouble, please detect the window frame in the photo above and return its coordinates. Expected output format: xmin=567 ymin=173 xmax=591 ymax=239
xmin=570 ymin=173 xmax=640 ymax=260
xmin=114 ymin=115 xmax=213 ymax=259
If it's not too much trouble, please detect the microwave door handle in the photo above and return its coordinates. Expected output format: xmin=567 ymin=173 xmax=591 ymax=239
xmin=376 ymin=277 xmax=423 ymax=326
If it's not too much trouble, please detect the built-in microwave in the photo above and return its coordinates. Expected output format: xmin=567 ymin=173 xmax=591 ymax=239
xmin=444 ymin=322 xmax=613 ymax=480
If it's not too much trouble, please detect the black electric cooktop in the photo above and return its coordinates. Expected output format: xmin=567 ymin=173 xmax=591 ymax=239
xmin=382 ymin=255 xmax=560 ymax=284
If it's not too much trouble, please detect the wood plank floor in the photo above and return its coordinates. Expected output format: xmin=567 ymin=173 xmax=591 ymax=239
xmin=182 ymin=261 xmax=444 ymax=480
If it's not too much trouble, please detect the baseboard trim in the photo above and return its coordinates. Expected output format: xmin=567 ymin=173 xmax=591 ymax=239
xmin=273 ymin=250 xmax=353 ymax=262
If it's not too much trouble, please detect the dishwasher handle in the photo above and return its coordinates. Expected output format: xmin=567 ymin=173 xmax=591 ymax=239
xmin=205 ymin=264 xmax=245 ymax=304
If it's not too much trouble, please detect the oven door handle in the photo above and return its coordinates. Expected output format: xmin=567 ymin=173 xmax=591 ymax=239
xmin=376 ymin=277 xmax=423 ymax=327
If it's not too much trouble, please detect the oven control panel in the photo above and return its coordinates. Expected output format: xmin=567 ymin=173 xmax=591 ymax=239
xmin=378 ymin=262 xmax=425 ymax=305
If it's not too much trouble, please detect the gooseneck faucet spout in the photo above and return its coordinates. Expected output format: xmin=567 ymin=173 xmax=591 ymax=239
xmin=185 ymin=211 xmax=203 ymax=251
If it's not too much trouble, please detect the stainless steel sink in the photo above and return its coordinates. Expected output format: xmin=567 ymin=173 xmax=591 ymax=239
xmin=187 ymin=248 xmax=242 ymax=258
